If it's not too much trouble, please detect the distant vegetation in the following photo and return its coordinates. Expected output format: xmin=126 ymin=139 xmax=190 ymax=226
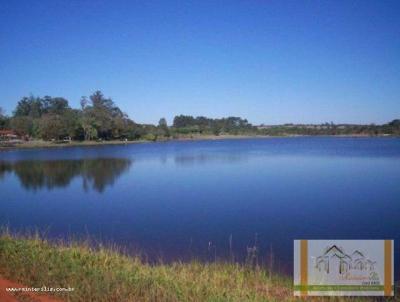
xmin=258 ymin=121 xmax=400 ymax=136
xmin=172 ymin=115 xmax=257 ymax=136
xmin=0 ymin=91 xmax=399 ymax=142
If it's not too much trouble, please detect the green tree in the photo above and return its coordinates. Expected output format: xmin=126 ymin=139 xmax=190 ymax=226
xmin=38 ymin=108 xmax=81 ymax=141
xmin=158 ymin=118 xmax=170 ymax=137
xmin=80 ymin=91 xmax=131 ymax=140
xmin=10 ymin=116 xmax=34 ymax=136
xmin=173 ymin=115 xmax=196 ymax=128
xmin=43 ymin=97 xmax=70 ymax=115
xmin=0 ymin=107 xmax=10 ymax=129
xmin=14 ymin=96 xmax=44 ymax=118
xmin=81 ymin=111 xmax=98 ymax=140
xmin=83 ymin=91 xmax=120 ymax=139
xmin=39 ymin=114 xmax=68 ymax=140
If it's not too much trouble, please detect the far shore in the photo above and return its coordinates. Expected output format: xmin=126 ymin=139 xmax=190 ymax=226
xmin=0 ymin=133 xmax=397 ymax=151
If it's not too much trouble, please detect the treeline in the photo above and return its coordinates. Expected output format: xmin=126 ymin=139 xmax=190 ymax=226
xmin=172 ymin=115 xmax=257 ymax=135
xmin=0 ymin=92 xmax=399 ymax=141
xmin=258 ymin=121 xmax=400 ymax=136
xmin=0 ymin=91 xmax=164 ymax=141
xmin=0 ymin=91 xmax=258 ymax=141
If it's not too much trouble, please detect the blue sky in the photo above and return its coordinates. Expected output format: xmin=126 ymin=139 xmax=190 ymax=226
xmin=0 ymin=0 xmax=399 ymax=125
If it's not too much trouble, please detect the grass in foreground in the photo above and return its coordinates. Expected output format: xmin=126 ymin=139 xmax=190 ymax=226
xmin=0 ymin=233 xmax=394 ymax=302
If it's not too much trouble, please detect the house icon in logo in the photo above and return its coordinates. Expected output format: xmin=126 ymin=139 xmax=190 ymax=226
xmin=315 ymin=245 xmax=376 ymax=275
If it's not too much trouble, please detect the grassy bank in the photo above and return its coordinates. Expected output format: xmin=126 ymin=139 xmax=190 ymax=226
xmin=0 ymin=139 xmax=152 ymax=150
xmin=0 ymin=135 xmax=271 ymax=150
xmin=0 ymin=233 xmax=392 ymax=301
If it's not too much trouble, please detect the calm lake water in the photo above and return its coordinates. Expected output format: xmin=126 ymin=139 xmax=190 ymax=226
xmin=1 ymin=137 xmax=399 ymax=277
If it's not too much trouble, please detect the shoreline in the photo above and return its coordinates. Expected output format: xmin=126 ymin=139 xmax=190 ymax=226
xmin=0 ymin=234 xmax=380 ymax=302
xmin=0 ymin=134 xmax=398 ymax=151
xmin=0 ymin=234 xmax=291 ymax=302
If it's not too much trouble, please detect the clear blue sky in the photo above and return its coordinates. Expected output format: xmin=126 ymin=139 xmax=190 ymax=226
xmin=0 ymin=0 xmax=399 ymax=125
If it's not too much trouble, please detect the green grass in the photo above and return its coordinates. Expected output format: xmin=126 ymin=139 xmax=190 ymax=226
xmin=0 ymin=232 xmax=394 ymax=302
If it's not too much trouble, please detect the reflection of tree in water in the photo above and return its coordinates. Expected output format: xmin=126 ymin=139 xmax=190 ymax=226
xmin=0 ymin=162 xmax=13 ymax=180
xmin=0 ymin=158 xmax=131 ymax=192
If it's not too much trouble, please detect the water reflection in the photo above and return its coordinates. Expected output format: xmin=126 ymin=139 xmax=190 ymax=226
xmin=0 ymin=158 xmax=132 ymax=192
xmin=174 ymin=154 xmax=245 ymax=166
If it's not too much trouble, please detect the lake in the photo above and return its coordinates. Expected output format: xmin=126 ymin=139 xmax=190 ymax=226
xmin=1 ymin=137 xmax=399 ymax=278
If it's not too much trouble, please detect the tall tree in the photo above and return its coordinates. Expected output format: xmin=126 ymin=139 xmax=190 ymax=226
xmin=158 ymin=117 xmax=170 ymax=137
xmin=14 ymin=96 xmax=44 ymax=118
xmin=81 ymin=91 xmax=127 ymax=140
xmin=44 ymin=97 xmax=70 ymax=115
